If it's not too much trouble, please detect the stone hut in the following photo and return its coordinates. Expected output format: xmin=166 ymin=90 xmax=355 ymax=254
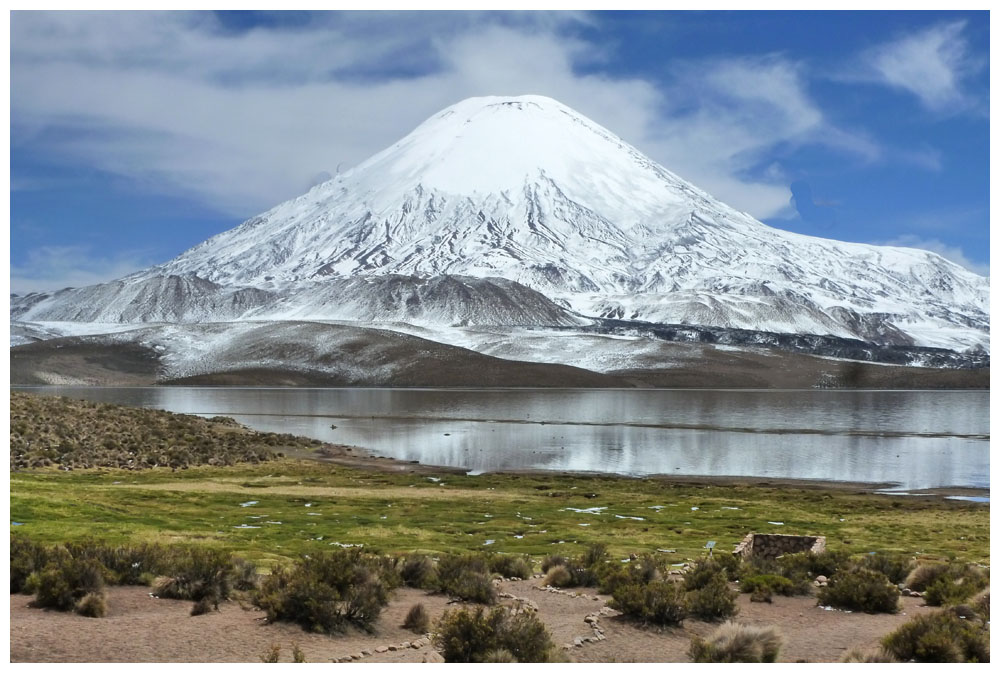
xmin=732 ymin=533 xmax=826 ymax=560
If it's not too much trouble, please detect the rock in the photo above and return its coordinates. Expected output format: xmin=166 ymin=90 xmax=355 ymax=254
xmin=350 ymin=654 xmax=361 ymax=660
xmin=573 ymin=637 xmax=584 ymax=647
xmin=411 ymin=641 xmax=422 ymax=649
xmin=422 ymin=651 xmax=445 ymax=663
xmin=375 ymin=646 xmax=389 ymax=653
xmin=400 ymin=642 xmax=411 ymax=649
xmin=361 ymin=649 xmax=373 ymax=656
xmin=584 ymin=615 xmax=598 ymax=624
xmin=815 ymin=575 xmax=828 ymax=584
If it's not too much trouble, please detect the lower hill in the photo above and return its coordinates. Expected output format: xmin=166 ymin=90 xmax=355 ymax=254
xmin=9 ymin=320 xmax=987 ymax=389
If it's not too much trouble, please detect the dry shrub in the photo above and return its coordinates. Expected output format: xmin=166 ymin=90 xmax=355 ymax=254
xmin=252 ymin=549 xmax=397 ymax=634
xmin=686 ymin=572 xmax=739 ymax=622
xmin=818 ymin=567 xmax=899 ymax=614
xmin=400 ymin=554 xmax=437 ymax=589
xmin=841 ymin=647 xmax=896 ymax=662
xmin=689 ymin=622 xmax=783 ymax=663
xmin=541 ymin=554 xmax=567 ymax=573
xmin=610 ymin=580 xmax=688 ymax=626
xmin=544 ymin=565 xmax=572 ymax=588
xmin=433 ymin=605 xmax=556 ymax=663
xmin=75 ymin=591 xmax=108 ymax=618
xmin=970 ymin=588 xmax=989 ymax=621
xmin=403 ymin=603 xmax=430 ymax=634
xmin=486 ymin=553 xmax=533 ymax=579
xmin=259 ymin=644 xmax=281 ymax=663
xmin=190 ymin=596 xmax=214 ymax=616
xmin=482 ymin=649 xmax=517 ymax=663
xmin=854 ymin=553 xmax=916 ymax=585
xmin=292 ymin=643 xmax=306 ymax=663
xmin=881 ymin=611 xmax=989 ymax=663
xmin=923 ymin=564 xmax=989 ymax=607
xmin=436 ymin=554 xmax=496 ymax=604
xmin=905 ymin=562 xmax=950 ymax=592
xmin=750 ymin=586 xmax=772 ymax=603
xmin=739 ymin=574 xmax=808 ymax=597
xmin=31 ymin=557 xmax=105 ymax=612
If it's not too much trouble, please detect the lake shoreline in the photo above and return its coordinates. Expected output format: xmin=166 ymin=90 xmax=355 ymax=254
xmin=294 ymin=443 xmax=991 ymax=503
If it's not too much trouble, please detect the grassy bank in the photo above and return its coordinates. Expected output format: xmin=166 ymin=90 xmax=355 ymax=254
xmin=11 ymin=458 xmax=988 ymax=568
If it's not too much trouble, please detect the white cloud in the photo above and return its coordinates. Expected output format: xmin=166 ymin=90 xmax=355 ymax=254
xmin=11 ymin=11 xmax=877 ymax=223
xmin=876 ymin=235 xmax=989 ymax=277
xmin=10 ymin=246 xmax=157 ymax=294
xmin=858 ymin=20 xmax=982 ymax=112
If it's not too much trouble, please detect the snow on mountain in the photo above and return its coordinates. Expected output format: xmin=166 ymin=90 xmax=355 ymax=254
xmin=12 ymin=95 xmax=988 ymax=353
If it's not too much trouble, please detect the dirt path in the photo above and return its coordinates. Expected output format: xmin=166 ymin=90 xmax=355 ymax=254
xmin=10 ymin=577 xmax=934 ymax=663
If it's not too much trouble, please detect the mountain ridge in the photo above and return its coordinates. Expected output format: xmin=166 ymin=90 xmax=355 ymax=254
xmin=10 ymin=94 xmax=989 ymax=356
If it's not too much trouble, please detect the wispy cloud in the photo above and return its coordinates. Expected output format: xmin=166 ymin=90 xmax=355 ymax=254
xmin=10 ymin=246 xmax=157 ymax=294
xmin=11 ymin=11 xmax=879 ymax=223
xmin=854 ymin=20 xmax=984 ymax=113
xmin=875 ymin=235 xmax=989 ymax=277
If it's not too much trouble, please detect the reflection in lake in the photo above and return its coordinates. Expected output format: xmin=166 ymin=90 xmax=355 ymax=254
xmin=14 ymin=386 xmax=989 ymax=491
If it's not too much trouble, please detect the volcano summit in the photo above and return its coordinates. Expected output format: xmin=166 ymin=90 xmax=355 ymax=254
xmin=11 ymin=95 xmax=989 ymax=385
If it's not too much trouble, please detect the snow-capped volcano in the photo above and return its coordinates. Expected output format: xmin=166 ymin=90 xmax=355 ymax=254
xmin=14 ymin=95 xmax=989 ymax=352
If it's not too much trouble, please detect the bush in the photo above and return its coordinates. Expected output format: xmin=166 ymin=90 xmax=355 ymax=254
xmin=434 ymin=605 xmax=557 ymax=663
xmin=292 ymin=644 xmax=306 ymax=663
xmin=687 ymin=572 xmax=739 ymax=622
xmin=400 ymin=554 xmax=437 ymax=589
xmin=922 ymin=564 xmax=989 ymax=607
xmin=882 ymin=611 xmax=989 ymax=662
xmin=970 ymin=589 xmax=989 ymax=621
xmin=610 ymin=580 xmax=687 ymax=626
xmin=596 ymin=557 xmax=662 ymax=596
xmin=750 ymin=586 xmax=772 ymax=603
xmin=682 ymin=559 xmax=729 ymax=591
xmin=190 ymin=596 xmax=214 ymax=616
xmin=403 ymin=603 xmax=430 ymax=634
xmin=841 ymin=647 xmax=896 ymax=663
xmin=31 ymin=556 xmax=105 ymax=612
xmin=541 ymin=554 xmax=567 ymax=573
xmin=150 ymin=547 xmax=243 ymax=609
xmin=75 ymin=591 xmax=108 ymax=618
xmin=435 ymin=554 xmax=496 ymax=604
xmin=739 ymin=574 xmax=806 ymax=597
xmin=855 ymin=553 xmax=916 ymax=585
xmin=482 ymin=649 xmax=517 ymax=663
xmin=544 ymin=565 xmax=572 ymax=588
xmin=766 ymin=550 xmax=849 ymax=581
xmin=689 ymin=622 xmax=783 ymax=663
xmin=10 ymin=536 xmax=54 ymax=594
xmin=486 ymin=554 xmax=533 ymax=580
xmin=260 ymin=644 xmax=281 ymax=663
xmin=905 ymin=562 xmax=950 ymax=592
xmin=818 ymin=568 xmax=899 ymax=614
xmin=252 ymin=549 xmax=396 ymax=634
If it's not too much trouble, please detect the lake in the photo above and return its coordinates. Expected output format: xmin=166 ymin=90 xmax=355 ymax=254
xmin=12 ymin=386 xmax=989 ymax=491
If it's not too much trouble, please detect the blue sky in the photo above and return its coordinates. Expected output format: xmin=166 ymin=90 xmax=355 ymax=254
xmin=9 ymin=9 xmax=990 ymax=292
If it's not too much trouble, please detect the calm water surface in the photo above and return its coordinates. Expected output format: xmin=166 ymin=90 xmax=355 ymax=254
xmin=14 ymin=387 xmax=989 ymax=491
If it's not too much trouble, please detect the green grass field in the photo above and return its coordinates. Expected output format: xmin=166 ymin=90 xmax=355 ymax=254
xmin=11 ymin=458 xmax=989 ymax=569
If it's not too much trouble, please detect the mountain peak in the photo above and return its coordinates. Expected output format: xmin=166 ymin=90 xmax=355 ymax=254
xmin=32 ymin=94 xmax=985 ymax=354
xmin=340 ymin=94 xmax=696 ymax=213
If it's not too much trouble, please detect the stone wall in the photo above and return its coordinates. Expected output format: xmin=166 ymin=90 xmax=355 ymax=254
xmin=732 ymin=533 xmax=826 ymax=560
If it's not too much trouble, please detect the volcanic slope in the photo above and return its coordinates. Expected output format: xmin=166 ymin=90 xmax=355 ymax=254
xmin=12 ymin=95 xmax=988 ymax=353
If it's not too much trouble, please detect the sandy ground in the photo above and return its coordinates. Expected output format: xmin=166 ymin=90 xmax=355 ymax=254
xmin=10 ymin=578 xmax=935 ymax=663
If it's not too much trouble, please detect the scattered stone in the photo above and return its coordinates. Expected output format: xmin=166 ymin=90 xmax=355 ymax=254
xmin=573 ymin=637 xmax=584 ymax=647
xmin=422 ymin=651 xmax=445 ymax=663
xmin=375 ymin=646 xmax=389 ymax=653
xmin=815 ymin=575 xmax=828 ymax=584
xmin=361 ymin=649 xmax=373 ymax=656
xmin=388 ymin=644 xmax=399 ymax=651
